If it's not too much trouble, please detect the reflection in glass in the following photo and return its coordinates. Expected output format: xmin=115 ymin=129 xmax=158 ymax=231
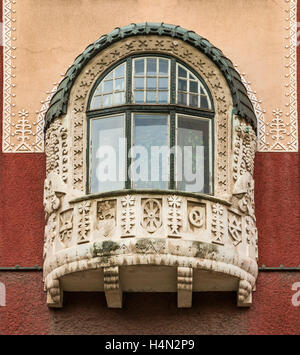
xmin=90 ymin=115 xmax=125 ymax=193
xmin=132 ymin=114 xmax=168 ymax=189
xmin=90 ymin=63 xmax=126 ymax=109
xmin=176 ymin=116 xmax=210 ymax=194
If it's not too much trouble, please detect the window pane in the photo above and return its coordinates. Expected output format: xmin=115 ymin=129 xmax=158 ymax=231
xmin=103 ymin=94 xmax=112 ymax=107
xmin=190 ymin=94 xmax=198 ymax=107
xmin=115 ymin=78 xmax=124 ymax=91
xmin=135 ymin=59 xmax=144 ymax=75
xmin=115 ymin=63 xmax=125 ymax=78
xmin=158 ymin=91 xmax=168 ymax=103
xmin=178 ymin=92 xmax=187 ymax=105
xmin=103 ymin=80 xmax=113 ymax=93
xmin=135 ymin=77 xmax=144 ymax=90
xmin=90 ymin=115 xmax=125 ymax=193
xmin=90 ymin=63 xmax=126 ymax=110
xmin=158 ymin=78 xmax=168 ymax=90
xmin=176 ymin=63 xmax=211 ymax=109
xmin=200 ymin=95 xmax=209 ymax=109
xmin=178 ymin=79 xmax=187 ymax=91
xmin=190 ymin=81 xmax=198 ymax=93
xmin=178 ymin=66 xmax=187 ymax=78
xmin=176 ymin=116 xmax=210 ymax=194
xmin=146 ymin=91 xmax=156 ymax=103
xmin=134 ymin=91 xmax=144 ymax=103
xmin=91 ymin=95 xmax=102 ymax=109
xmin=147 ymin=78 xmax=157 ymax=90
xmin=132 ymin=114 xmax=168 ymax=189
xmin=159 ymin=59 xmax=168 ymax=75
xmin=147 ymin=58 xmax=157 ymax=76
xmin=114 ymin=92 xmax=124 ymax=105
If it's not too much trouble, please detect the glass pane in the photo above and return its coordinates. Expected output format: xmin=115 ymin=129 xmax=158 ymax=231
xmin=146 ymin=91 xmax=156 ymax=103
xmin=105 ymin=72 xmax=113 ymax=80
xmin=103 ymin=94 xmax=112 ymax=107
xmin=200 ymin=95 xmax=209 ymax=109
xmin=91 ymin=95 xmax=102 ymax=109
xmin=158 ymin=91 xmax=168 ymax=103
xmin=178 ymin=92 xmax=187 ymax=105
xmin=115 ymin=63 xmax=125 ymax=78
xmin=132 ymin=114 xmax=168 ymax=189
xmin=147 ymin=58 xmax=157 ymax=76
xmin=159 ymin=59 xmax=168 ymax=75
xmin=178 ymin=66 xmax=187 ymax=78
xmin=189 ymin=73 xmax=196 ymax=80
xmin=176 ymin=116 xmax=210 ymax=194
xmin=95 ymin=84 xmax=103 ymax=95
xmin=190 ymin=94 xmax=198 ymax=107
xmin=135 ymin=59 xmax=145 ymax=75
xmin=114 ymin=92 xmax=124 ymax=105
xmin=90 ymin=115 xmax=125 ymax=193
xmin=103 ymin=80 xmax=113 ymax=93
xmin=147 ymin=78 xmax=156 ymax=90
xmin=115 ymin=78 xmax=124 ymax=91
xmin=135 ymin=77 xmax=144 ymax=90
xmin=158 ymin=78 xmax=168 ymax=90
xmin=134 ymin=91 xmax=144 ymax=103
xmin=190 ymin=81 xmax=198 ymax=93
xmin=178 ymin=79 xmax=187 ymax=91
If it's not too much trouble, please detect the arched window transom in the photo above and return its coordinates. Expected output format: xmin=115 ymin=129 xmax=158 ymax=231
xmin=88 ymin=55 xmax=214 ymax=196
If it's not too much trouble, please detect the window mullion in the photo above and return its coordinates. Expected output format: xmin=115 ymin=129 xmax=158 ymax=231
xmin=125 ymin=110 xmax=132 ymax=189
xmin=170 ymin=58 xmax=176 ymax=104
xmin=126 ymin=58 xmax=132 ymax=104
xmin=169 ymin=110 xmax=176 ymax=190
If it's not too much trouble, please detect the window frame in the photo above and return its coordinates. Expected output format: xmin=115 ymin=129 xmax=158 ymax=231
xmin=86 ymin=54 xmax=215 ymax=195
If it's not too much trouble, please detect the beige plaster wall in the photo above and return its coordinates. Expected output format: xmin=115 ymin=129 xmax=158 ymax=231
xmin=2 ymin=0 xmax=297 ymax=152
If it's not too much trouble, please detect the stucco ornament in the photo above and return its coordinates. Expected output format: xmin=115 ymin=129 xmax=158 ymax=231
xmin=43 ymin=30 xmax=258 ymax=309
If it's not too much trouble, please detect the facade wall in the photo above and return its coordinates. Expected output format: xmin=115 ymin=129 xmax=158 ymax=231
xmin=0 ymin=0 xmax=300 ymax=334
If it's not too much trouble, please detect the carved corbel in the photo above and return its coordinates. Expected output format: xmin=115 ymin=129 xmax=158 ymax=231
xmin=46 ymin=279 xmax=63 ymax=308
xmin=103 ymin=266 xmax=123 ymax=308
xmin=237 ymin=279 xmax=252 ymax=307
xmin=177 ymin=267 xmax=193 ymax=308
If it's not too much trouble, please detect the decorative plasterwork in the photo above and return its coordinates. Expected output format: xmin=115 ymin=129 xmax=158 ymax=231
xmin=68 ymin=35 xmax=233 ymax=198
xmin=235 ymin=0 xmax=298 ymax=152
xmin=2 ymin=1 xmax=297 ymax=153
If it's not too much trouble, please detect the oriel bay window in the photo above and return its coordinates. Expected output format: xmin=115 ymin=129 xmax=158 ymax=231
xmin=44 ymin=23 xmax=258 ymax=309
xmin=88 ymin=56 xmax=213 ymax=195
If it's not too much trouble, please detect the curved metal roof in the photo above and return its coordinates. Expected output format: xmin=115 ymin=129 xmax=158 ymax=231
xmin=44 ymin=22 xmax=257 ymax=131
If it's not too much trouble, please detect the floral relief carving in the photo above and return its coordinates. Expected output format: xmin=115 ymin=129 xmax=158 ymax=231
xmin=245 ymin=216 xmax=258 ymax=260
xmin=228 ymin=211 xmax=242 ymax=246
xmin=211 ymin=203 xmax=225 ymax=245
xmin=59 ymin=209 xmax=74 ymax=247
xmin=44 ymin=214 xmax=57 ymax=258
xmin=233 ymin=119 xmax=257 ymax=182
xmin=97 ymin=200 xmax=116 ymax=237
xmin=120 ymin=195 xmax=135 ymax=237
xmin=77 ymin=201 xmax=91 ymax=244
xmin=167 ymin=195 xmax=182 ymax=238
xmin=45 ymin=119 xmax=68 ymax=183
xmin=141 ymin=198 xmax=162 ymax=233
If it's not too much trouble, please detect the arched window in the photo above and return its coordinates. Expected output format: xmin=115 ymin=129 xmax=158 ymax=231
xmin=87 ymin=56 xmax=213 ymax=195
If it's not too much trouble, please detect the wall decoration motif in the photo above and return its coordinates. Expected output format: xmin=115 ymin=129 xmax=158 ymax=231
xmin=97 ymin=200 xmax=116 ymax=237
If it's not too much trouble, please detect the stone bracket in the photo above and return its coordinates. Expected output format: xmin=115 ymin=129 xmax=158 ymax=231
xmin=177 ymin=267 xmax=193 ymax=308
xmin=104 ymin=266 xmax=123 ymax=308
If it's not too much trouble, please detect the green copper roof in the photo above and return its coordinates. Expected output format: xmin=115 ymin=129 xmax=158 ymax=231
xmin=44 ymin=22 xmax=257 ymax=131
